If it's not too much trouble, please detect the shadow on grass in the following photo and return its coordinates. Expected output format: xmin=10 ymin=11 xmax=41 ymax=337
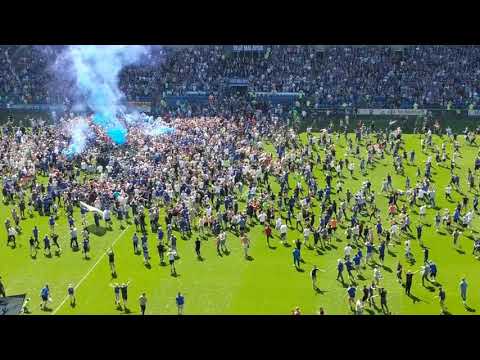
xmin=246 ymin=255 xmax=254 ymax=261
xmin=465 ymin=305 xmax=476 ymax=313
xmin=456 ymin=249 xmax=466 ymax=255
xmin=295 ymin=267 xmax=305 ymax=272
xmin=383 ymin=266 xmax=392 ymax=273
xmin=86 ymin=225 xmax=107 ymax=236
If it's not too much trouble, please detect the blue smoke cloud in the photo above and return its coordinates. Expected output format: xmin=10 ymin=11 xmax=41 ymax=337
xmin=56 ymin=45 xmax=150 ymax=148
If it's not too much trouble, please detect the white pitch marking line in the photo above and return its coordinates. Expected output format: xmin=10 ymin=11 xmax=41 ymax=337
xmin=52 ymin=226 xmax=130 ymax=315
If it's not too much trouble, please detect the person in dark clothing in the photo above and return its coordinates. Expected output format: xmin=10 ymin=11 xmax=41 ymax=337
xmin=379 ymin=287 xmax=389 ymax=314
xmin=120 ymin=281 xmax=130 ymax=312
xmin=405 ymin=270 xmax=414 ymax=296
xmin=195 ymin=238 xmax=201 ymax=258
xmin=94 ymin=212 xmax=101 ymax=228
xmin=423 ymin=247 xmax=429 ymax=264
xmin=157 ymin=241 xmax=166 ymax=264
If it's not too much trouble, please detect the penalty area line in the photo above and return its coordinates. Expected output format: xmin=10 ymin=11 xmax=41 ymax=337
xmin=52 ymin=226 xmax=130 ymax=315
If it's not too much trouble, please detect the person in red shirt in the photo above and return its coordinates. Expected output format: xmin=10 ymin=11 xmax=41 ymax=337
xmin=264 ymin=224 xmax=272 ymax=247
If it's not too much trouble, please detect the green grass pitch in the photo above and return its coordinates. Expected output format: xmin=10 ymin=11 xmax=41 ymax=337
xmin=1 ymin=132 xmax=480 ymax=315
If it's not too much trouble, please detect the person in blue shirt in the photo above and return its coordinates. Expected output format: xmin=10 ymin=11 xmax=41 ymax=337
xmin=345 ymin=258 xmax=355 ymax=281
xmin=353 ymin=253 xmax=362 ymax=276
xmin=49 ymin=215 xmax=55 ymax=233
xmin=176 ymin=292 xmax=184 ymax=315
xmin=376 ymin=220 xmax=383 ymax=237
xmin=292 ymin=248 xmax=301 ymax=269
xmin=157 ymin=226 xmax=164 ymax=243
xmin=378 ymin=240 xmax=386 ymax=265
xmin=43 ymin=235 xmax=51 ymax=257
xmin=429 ymin=261 xmax=437 ymax=282
xmin=347 ymin=285 xmax=356 ymax=310
xmin=132 ymin=233 xmax=139 ymax=254
xmin=40 ymin=284 xmax=50 ymax=310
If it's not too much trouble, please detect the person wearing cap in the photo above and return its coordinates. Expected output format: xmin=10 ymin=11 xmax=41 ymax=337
xmin=139 ymin=293 xmax=147 ymax=315
xmin=67 ymin=283 xmax=75 ymax=306
xmin=459 ymin=278 xmax=468 ymax=305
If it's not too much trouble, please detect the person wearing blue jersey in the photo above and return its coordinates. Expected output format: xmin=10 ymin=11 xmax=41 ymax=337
xmin=365 ymin=241 xmax=374 ymax=265
xmin=176 ymin=292 xmax=184 ymax=315
xmin=157 ymin=226 xmax=164 ymax=243
xmin=49 ymin=215 xmax=55 ymax=233
xmin=293 ymin=248 xmax=301 ymax=269
xmin=353 ymin=253 xmax=362 ymax=277
xmin=378 ymin=240 xmax=386 ymax=265
xmin=345 ymin=258 xmax=355 ymax=282
xmin=376 ymin=220 xmax=383 ymax=237
xmin=347 ymin=285 xmax=356 ymax=311
xmin=43 ymin=235 xmax=51 ymax=257
xmin=40 ymin=284 xmax=50 ymax=310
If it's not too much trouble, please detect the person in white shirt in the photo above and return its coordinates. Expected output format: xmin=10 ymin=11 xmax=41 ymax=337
xmin=280 ymin=223 xmax=288 ymax=244
xmin=258 ymin=211 xmax=267 ymax=225
xmin=344 ymin=244 xmax=353 ymax=259
xmin=275 ymin=217 xmax=282 ymax=231
xmin=355 ymin=299 xmax=364 ymax=315
xmin=303 ymin=227 xmax=310 ymax=247
xmin=373 ymin=266 xmax=382 ymax=285
xmin=405 ymin=239 xmax=411 ymax=260
xmin=419 ymin=204 xmax=427 ymax=220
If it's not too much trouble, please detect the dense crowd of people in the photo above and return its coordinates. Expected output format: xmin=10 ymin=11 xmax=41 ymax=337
xmin=1 ymin=112 xmax=480 ymax=314
xmin=1 ymin=45 xmax=480 ymax=110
